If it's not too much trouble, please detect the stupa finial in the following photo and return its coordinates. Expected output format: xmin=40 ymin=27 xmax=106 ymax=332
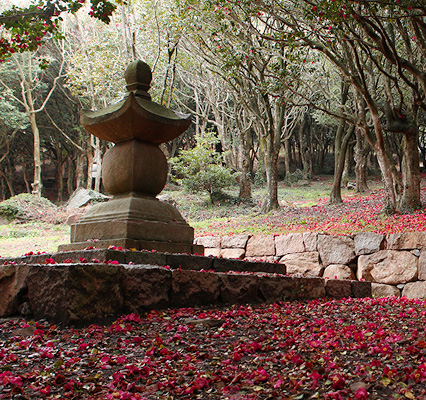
xmin=124 ymin=60 xmax=152 ymax=100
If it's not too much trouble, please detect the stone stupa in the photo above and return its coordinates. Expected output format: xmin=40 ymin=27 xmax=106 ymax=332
xmin=59 ymin=60 xmax=202 ymax=255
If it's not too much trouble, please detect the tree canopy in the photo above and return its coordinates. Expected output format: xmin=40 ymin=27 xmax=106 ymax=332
xmin=0 ymin=0 xmax=120 ymax=62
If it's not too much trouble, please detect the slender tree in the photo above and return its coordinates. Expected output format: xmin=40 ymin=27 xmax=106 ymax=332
xmin=0 ymin=43 xmax=65 ymax=196
xmin=0 ymin=84 xmax=28 ymax=198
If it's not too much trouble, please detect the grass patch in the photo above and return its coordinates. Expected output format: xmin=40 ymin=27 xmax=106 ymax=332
xmin=0 ymin=222 xmax=70 ymax=258
xmin=165 ymin=177 xmax=339 ymax=222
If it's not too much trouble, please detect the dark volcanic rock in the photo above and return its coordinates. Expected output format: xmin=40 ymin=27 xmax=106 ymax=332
xmin=351 ymin=280 xmax=372 ymax=298
xmin=325 ymin=279 xmax=352 ymax=299
xmin=27 ymin=263 xmax=123 ymax=325
xmin=218 ymin=273 xmax=260 ymax=304
xmin=293 ymin=277 xmax=326 ymax=300
xmin=0 ymin=264 xmax=30 ymax=316
xmin=123 ymin=265 xmax=171 ymax=312
xmin=170 ymin=269 xmax=220 ymax=307
xmin=258 ymin=276 xmax=297 ymax=302
xmin=213 ymin=257 xmax=285 ymax=274
xmin=166 ymin=254 xmax=213 ymax=271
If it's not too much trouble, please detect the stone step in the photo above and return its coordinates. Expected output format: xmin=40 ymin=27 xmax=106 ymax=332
xmin=0 ymin=249 xmax=371 ymax=325
xmin=1 ymin=248 xmax=286 ymax=274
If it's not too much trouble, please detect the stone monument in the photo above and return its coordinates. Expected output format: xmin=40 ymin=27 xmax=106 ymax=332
xmin=59 ymin=60 xmax=203 ymax=255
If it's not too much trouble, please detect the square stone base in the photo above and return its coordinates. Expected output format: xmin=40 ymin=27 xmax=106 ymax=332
xmin=61 ymin=193 xmax=202 ymax=255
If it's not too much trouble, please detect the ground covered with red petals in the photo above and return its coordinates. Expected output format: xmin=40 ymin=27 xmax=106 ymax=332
xmin=196 ymin=186 xmax=426 ymax=237
xmin=1 ymin=297 xmax=426 ymax=399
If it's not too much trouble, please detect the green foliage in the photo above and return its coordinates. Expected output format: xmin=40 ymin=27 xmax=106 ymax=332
xmin=0 ymin=0 xmax=122 ymax=61
xmin=304 ymin=0 xmax=425 ymax=23
xmin=64 ymin=0 xmax=183 ymax=109
xmin=170 ymin=130 xmax=237 ymax=203
xmin=2 ymin=225 xmax=39 ymax=238
xmin=0 ymin=87 xmax=28 ymax=131
xmin=0 ymin=193 xmax=57 ymax=222
xmin=284 ymin=169 xmax=305 ymax=186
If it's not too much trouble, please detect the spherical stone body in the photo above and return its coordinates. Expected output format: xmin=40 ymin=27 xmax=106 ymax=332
xmin=102 ymin=140 xmax=167 ymax=196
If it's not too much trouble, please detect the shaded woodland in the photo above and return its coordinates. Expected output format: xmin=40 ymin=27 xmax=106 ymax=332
xmin=0 ymin=0 xmax=425 ymax=213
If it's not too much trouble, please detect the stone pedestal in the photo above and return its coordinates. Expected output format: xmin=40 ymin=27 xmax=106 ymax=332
xmin=59 ymin=193 xmax=199 ymax=253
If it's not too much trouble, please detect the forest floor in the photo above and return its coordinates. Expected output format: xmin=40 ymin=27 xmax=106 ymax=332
xmin=2 ymin=175 xmax=426 ymax=257
xmin=1 ymin=297 xmax=426 ymax=399
xmin=1 ymin=176 xmax=426 ymax=399
xmin=173 ymin=176 xmax=426 ymax=237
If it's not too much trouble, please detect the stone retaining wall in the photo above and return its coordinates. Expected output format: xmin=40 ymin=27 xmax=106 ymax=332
xmin=0 ymin=248 xmax=370 ymax=325
xmin=3 ymin=231 xmax=426 ymax=325
xmin=195 ymin=232 xmax=426 ymax=298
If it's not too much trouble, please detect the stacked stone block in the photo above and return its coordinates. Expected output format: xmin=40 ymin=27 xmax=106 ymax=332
xmin=195 ymin=231 xmax=426 ymax=299
xmin=0 ymin=246 xmax=370 ymax=324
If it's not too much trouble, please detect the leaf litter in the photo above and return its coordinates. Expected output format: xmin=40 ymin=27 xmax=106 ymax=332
xmin=1 ymin=296 xmax=426 ymax=399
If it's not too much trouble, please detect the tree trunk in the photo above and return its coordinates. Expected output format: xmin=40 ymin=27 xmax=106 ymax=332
xmin=298 ymin=118 xmax=307 ymax=175
xmin=319 ymin=148 xmax=326 ymax=172
xmin=298 ymin=114 xmax=312 ymax=179
xmin=330 ymin=124 xmax=354 ymax=204
xmin=11 ymin=52 xmax=64 ymax=198
xmin=0 ymin=178 xmax=4 ymax=201
xmin=237 ymin=123 xmax=253 ymax=201
xmin=120 ymin=4 xmax=133 ymax=62
xmin=67 ymin=159 xmax=75 ymax=197
xmin=22 ymin=169 xmax=30 ymax=193
xmin=330 ymin=82 xmax=351 ymax=204
xmin=238 ymin=171 xmax=252 ymax=200
xmin=419 ymin=130 xmax=426 ymax=172
xmin=354 ymin=128 xmax=370 ymax=193
xmin=86 ymin=136 xmax=94 ymax=189
xmin=399 ymin=127 xmax=421 ymax=210
xmin=76 ymin=153 xmax=86 ymax=190
xmin=357 ymin=91 xmax=401 ymax=211
xmin=283 ymin=137 xmax=291 ymax=177
xmin=304 ymin=146 xmax=313 ymax=178
xmin=262 ymin=145 xmax=279 ymax=212
xmin=0 ymin=170 xmax=14 ymax=197
xmin=93 ymin=137 xmax=102 ymax=192
xmin=29 ymin=112 xmax=42 ymax=197
xmin=367 ymin=101 xmax=420 ymax=212
xmin=238 ymin=152 xmax=252 ymax=200
xmin=381 ymin=68 xmax=421 ymax=211
xmin=55 ymin=143 xmax=63 ymax=202
xmin=306 ymin=122 xmax=314 ymax=177
xmin=342 ymin=143 xmax=353 ymax=181
xmin=374 ymin=144 xmax=401 ymax=212
xmin=260 ymin=100 xmax=283 ymax=213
